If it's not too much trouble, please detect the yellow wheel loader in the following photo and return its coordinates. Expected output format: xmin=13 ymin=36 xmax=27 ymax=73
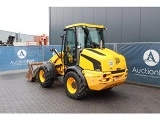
xmin=26 ymin=23 xmax=128 ymax=100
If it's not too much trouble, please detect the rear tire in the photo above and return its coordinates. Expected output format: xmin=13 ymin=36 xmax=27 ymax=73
xmin=64 ymin=71 xmax=87 ymax=100
xmin=38 ymin=65 xmax=56 ymax=88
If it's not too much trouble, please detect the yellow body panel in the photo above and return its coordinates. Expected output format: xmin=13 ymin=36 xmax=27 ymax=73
xmin=49 ymin=52 xmax=65 ymax=75
xmin=79 ymin=55 xmax=94 ymax=70
xmin=79 ymin=48 xmax=127 ymax=71
xmin=79 ymin=48 xmax=128 ymax=90
xmin=82 ymin=69 xmax=128 ymax=90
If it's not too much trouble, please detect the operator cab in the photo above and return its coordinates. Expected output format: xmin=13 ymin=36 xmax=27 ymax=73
xmin=62 ymin=23 xmax=107 ymax=66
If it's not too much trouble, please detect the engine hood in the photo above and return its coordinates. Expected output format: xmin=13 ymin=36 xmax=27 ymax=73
xmin=79 ymin=48 xmax=127 ymax=72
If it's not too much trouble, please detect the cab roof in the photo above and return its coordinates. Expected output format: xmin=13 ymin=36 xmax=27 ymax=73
xmin=65 ymin=23 xmax=105 ymax=29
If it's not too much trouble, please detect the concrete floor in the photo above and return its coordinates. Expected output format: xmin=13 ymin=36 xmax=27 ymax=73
xmin=0 ymin=70 xmax=160 ymax=113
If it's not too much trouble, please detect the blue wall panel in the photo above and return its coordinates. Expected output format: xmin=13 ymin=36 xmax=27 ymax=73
xmin=117 ymin=43 xmax=160 ymax=86
xmin=0 ymin=46 xmax=43 ymax=71
xmin=0 ymin=46 xmax=62 ymax=72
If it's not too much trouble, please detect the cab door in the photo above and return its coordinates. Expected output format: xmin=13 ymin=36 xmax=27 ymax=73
xmin=64 ymin=28 xmax=77 ymax=66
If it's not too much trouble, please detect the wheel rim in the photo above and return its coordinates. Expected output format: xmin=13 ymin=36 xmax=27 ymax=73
xmin=67 ymin=77 xmax=77 ymax=94
xmin=39 ymin=70 xmax=45 ymax=83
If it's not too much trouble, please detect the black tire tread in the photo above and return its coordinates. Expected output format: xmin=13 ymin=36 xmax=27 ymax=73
xmin=38 ymin=66 xmax=54 ymax=88
xmin=64 ymin=71 xmax=87 ymax=99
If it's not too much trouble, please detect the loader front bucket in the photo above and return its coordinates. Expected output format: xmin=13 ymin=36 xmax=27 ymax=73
xmin=26 ymin=62 xmax=43 ymax=82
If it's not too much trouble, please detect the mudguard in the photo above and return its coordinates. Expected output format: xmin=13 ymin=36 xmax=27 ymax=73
xmin=65 ymin=65 xmax=87 ymax=87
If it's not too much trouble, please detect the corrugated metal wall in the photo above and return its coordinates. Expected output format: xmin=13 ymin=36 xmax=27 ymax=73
xmin=49 ymin=7 xmax=160 ymax=45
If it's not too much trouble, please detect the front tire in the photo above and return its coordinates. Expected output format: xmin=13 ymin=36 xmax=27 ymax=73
xmin=64 ymin=71 xmax=87 ymax=100
xmin=38 ymin=65 xmax=56 ymax=88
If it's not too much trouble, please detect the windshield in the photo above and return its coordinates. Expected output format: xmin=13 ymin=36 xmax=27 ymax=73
xmin=77 ymin=27 xmax=104 ymax=48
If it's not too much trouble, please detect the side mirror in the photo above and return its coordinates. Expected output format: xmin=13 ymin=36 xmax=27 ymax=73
xmin=104 ymin=28 xmax=108 ymax=30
